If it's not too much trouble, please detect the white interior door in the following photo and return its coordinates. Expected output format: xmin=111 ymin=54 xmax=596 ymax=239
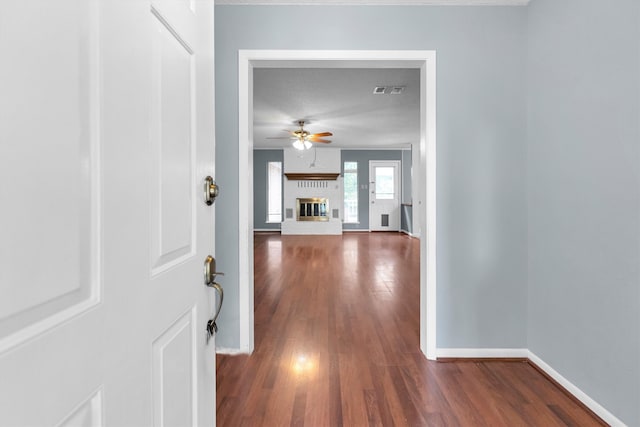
xmin=0 ymin=1 xmax=217 ymax=426
xmin=369 ymin=160 xmax=401 ymax=231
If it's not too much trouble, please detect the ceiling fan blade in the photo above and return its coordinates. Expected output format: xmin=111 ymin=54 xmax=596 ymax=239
xmin=266 ymin=136 xmax=296 ymax=140
xmin=274 ymin=130 xmax=298 ymax=137
xmin=309 ymin=132 xmax=333 ymax=137
xmin=309 ymin=138 xmax=332 ymax=144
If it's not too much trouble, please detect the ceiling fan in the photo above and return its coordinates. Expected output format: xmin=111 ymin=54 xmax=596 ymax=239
xmin=268 ymin=120 xmax=333 ymax=150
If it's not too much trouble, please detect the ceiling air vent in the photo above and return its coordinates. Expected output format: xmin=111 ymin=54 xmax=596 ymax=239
xmin=390 ymin=86 xmax=405 ymax=95
xmin=373 ymin=86 xmax=386 ymax=94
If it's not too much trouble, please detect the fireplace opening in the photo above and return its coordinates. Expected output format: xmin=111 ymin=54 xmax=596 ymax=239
xmin=296 ymin=198 xmax=329 ymax=221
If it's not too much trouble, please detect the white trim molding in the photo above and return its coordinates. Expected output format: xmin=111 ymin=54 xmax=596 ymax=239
xmin=217 ymin=0 xmax=530 ymax=5
xmin=238 ymin=49 xmax=437 ymax=360
xmin=400 ymin=229 xmax=419 ymax=238
xmin=216 ymin=347 xmax=252 ymax=355
xmin=436 ymin=348 xmax=529 ymax=359
xmin=528 ymin=351 xmax=626 ymax=427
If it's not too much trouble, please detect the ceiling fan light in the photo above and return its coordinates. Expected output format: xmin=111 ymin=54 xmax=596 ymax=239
xmin=303 ymin=140 xmax=312 ymax=150
xmin=292 ymin=139 xmax=305 ymax=150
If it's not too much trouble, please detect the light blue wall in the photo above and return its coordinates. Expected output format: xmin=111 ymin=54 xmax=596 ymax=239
xmin=401 ymin=149 xmax=413 ymax=234
xmin=401 ymin=149 xmax=412 ymax=204
xmin=527 ymin=0 xmax=640 ymax=424
xmin=215 ymin=5 xmax=528 ymax=350
xmin=253 ymin=149 xmax=283 ymax=230
xmin=216 ymin=4 xmax=639 ymax=422
xmin=341 ymin=150 xmax=403 ymax=230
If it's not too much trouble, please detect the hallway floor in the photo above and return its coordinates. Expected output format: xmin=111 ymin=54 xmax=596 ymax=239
xmin=216 ymin=232 xmax=603 ymax=426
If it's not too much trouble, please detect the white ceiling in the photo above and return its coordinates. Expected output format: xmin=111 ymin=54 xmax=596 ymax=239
xmin=219 ymin=0 xmax=529 ymax=5
xmin=253 ymin=68 xmax=420 ymax=149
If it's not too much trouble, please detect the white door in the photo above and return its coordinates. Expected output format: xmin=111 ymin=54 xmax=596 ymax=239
xmin=0 ymin=1 xmax=217 ymax=426
xmin=369 ymin=160 xmax=401 ymax=231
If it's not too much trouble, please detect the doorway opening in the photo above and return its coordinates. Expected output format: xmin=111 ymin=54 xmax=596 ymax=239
xmin=238 ymin=50 xmax=437 ymax=359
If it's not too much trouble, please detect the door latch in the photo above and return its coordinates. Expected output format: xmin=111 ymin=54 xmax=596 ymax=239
xmin=204 ymin=176 xmax=219 ymax=206
xmin=204 ymin=255 xmax=224 ymax=286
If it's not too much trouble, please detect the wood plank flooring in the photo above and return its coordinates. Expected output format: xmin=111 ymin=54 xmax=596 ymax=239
xmin=216 ymin=232 xmax=604 ymax=426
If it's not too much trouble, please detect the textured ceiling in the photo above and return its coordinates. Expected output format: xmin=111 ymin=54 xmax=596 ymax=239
xmin=253 ymin=68 xmax=420 ymax=149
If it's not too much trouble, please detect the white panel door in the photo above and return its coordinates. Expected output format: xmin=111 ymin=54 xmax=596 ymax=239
xmin=369 ymin=160 xmax=401 ymax=231
xmin=0 ymin=0 xmax=216 ymax=426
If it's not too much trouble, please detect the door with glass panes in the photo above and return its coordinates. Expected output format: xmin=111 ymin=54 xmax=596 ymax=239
xmin=369 ymin=160 xmax=401 ymax=231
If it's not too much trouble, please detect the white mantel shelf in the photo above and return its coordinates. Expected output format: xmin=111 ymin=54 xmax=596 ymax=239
xmin=284 ymin=173 xmax=340 ymax=181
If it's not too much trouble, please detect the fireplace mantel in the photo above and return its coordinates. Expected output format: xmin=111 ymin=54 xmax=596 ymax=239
xmin=284 ymin=173 xmax=340 ymax=181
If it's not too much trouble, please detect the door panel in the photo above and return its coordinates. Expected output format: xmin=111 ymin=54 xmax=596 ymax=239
xmin=0 ymin=0 xmax=100 ymax=352
xmin=57 ymin=389 xmax=103 ymax=427
xmin=369 ymin=161 xmax=401 ymax=231
xmin=0 ymin=0 xmax=216 ymax=425
xmin=152 ymin=309 xmax=197 ymax=427
xmin=150 ymin=7 xmax=196 ymax=273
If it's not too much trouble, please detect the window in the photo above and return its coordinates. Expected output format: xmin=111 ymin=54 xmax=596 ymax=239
xmin=374 ymin=166 xmax=395 ymax=199
xmin=343 ymin=161 xmax=358 ymax=223
xmin=266 ymin=161 xmax=282 ymax=223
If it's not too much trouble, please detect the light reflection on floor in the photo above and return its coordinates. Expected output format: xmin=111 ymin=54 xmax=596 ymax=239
xmin=267 ymin=238 xmax=282 ymax=262
xmin=290 ymin=353 xmax=318 ymax=379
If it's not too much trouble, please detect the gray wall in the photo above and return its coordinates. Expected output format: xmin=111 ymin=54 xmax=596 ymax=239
xmin=341 ymin=150 xmax=403 ymax=230
xmin=527 ymin=0 xmax=640 ymax=424
xmin=253 ymin=149 xmax=283 ymax=230
xmin=401 ymin=149 xmax=412 ymax=204
xmin=401 ymin=149 xmax=413 ymax=234
xmin=215 ymin=6 xmax=528 ymax=350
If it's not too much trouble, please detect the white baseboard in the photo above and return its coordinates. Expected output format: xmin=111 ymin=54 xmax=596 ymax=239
xmin=215 ymin=342 xmax=625 ymax=423
xmin=527 ymin=351 xmax=625 ymax=427
xmin=435 ymin=348 xmax=624 ymax=426
xmin=216 ymin=347 xmax=251 ymax=355
xmin=400 ymin=229 xmax=420 ymax=239
xmin=436 ymin=348 xmax=528 ymax=358
xmin=253 ymin=228 xmax=280 ymax=232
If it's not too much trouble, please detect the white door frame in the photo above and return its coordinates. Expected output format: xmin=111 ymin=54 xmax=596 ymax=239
xmin=238 ymin=50 xmax=437 ymax=359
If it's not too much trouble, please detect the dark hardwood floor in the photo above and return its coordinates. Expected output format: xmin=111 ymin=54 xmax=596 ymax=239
xmin=216 ymin=232 xmax=604 ymax=426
